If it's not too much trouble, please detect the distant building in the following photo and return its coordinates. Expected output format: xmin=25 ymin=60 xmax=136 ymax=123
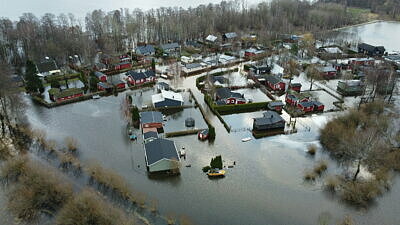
xmin=97 ymin=82 xmax=113 ymax=91
xmin=152 ymin=90 xmax=184 ymax=108
xmin=253 ymin=111 xmax=285 ymax=131
xmin=250 ymin=64 xmax=271 ymax=75
xmin=36 ymin=58 xmax=61 ymax=77
xmin=161 ymin=43 xmax=181 ymax=56
xmin=144 ymin=138 xmax=180 ymax=173
xmin=358 ymin=43 xmax=385 ymax=57
xmin=349 ymin=58 xmax=375 ymax=66
xmin=289 ymin=83 xmax=302 ymax=92
xmin=136 ymin=45 xmax=155 ymax=56
xmin=140 ymin=111 xmax=163 ymax=129
xmin=222 ymin=32 xmax=238 ymax=42
xmin=337 ymin=80 xmax=365 ymax=96
xmin=109 ymin=79 xmax=126 ymax=89
xmin=205 ymin=35 xmax=218 ymax=43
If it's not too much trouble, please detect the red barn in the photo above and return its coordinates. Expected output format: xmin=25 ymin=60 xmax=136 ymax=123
xmin=126 ymin=70 xmax=156 ymax=86
xmin=114 ymin=62 xmax=131 ymax=71
xmin=265 ymin=75 xmax=285 ymax=91
xmin=94 ymin=71 xmax=107 ymax=82
xmin=289 ymin=83 xmax=302 ymax=92
xmin=49 ymin=88 xmax=84 ymax=102
xmin=268 ymin=101 xmax=285 ymax=113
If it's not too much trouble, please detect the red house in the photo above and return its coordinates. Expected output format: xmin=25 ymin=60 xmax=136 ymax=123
xmin=126 ymin=70 xmax=156 ymax=86
xmin=313 ymin=101 xmax=324 ymax=112
xmin=268 ymin=101 xmax=285 ymax=113
xmin=297 ymin=101 xmax=314 ymax=112
xmin=215 ymin=88 xmax=246 ymax=105
xmin=265 ymin=75 xmax=286 ymax=91
xmin=97 ymin=82 xmax=113 ymax=91
xmin=94 ymin=71 xmax=107 ymax=82
xmin=289 ymin=83 xmax=302 ymax=92
xmin=110 ymin=79 xmax=126 ymax=89
xmin=349 ymin=58 xmax=375 ymax=66
xmin=318 ymin=66 xmax=337 ymax=79
xmin=285 ymin=94 xmax=298 ymax=106
xmin=114 ymin=62 xmax=132 ymax=71
xmin=49 ymin=88 xmax=84 ymax=102
xmin=140 ymin=111 xmax=163 ymax=129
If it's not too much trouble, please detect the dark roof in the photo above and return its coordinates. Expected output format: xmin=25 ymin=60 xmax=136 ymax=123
xmin=143 ymin=131 xmax=158 ymax=140
xmin=161 ymin=43 xmax=180 ymax=51
xmin=136 ymin=45 xmax=155 ymax=55
xmin=140 ymin=111 xmax=163 ymax=124
xmin=318 ymin=66 xmax=337 ymax=73
xmin=211 ymin=76 xmax=228 ymax=84
xmin=254 ymin=111 xmax=284 ymax=126
xmin=216 ymin=87 xmax=242 ymax=99
xmin=127 ymin=70 xmax=156 ymax=80
xmin=158 ymin=82 xmax=170 ymax=88
xmin=144 ymin=138 xmax=179 ymax=165
xmin=37 ymin=59 xmax=58 ymax=73
xmin=265 ymin=75 xmax=282 ymax=85
xmin=94 ymin=71 xmax=106 ymax=78
xmin=110 ymin=79 xmax=124 ymax=85
xmin=98 ymin=82 xmax=113 ymax=89
xmin=268 ymin=101 xmax=284 ymax=107
xmin=358 ymin=43 xmax=385 ymax=52
xmin=290 ymin=83 xmax=302 ymax=87
xmin=287 ymin=94 xmax=298 ymax=101
xmin=298 ymin=101 xmax=314 ymax=108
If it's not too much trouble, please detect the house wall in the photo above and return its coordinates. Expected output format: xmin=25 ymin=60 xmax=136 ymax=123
xmin=142 ymin=122 xmax=163 ymax=129
xmin=148 ymin=159 xmax=179 ymax=173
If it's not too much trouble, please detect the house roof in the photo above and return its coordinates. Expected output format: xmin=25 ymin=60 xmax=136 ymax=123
xmin=109 ymin=79 xmax=124 ymax=85
xmin=313 ymin=101 xmax=323 ymax=107
xmin=268 ymin=101 xmax=285 ymax=107
xmin=216 ymin=87 xmax=242 ymax=99
xmin=358 ymin=43 xmax=385 ymax=52
xmin=140 ymin=111 xmax=163 ymax=124
xmin=94 ymin=71 xmax=106 ymax=79
xmin=224 ymin=32 xmax=237 ymax=39
xmin=136 ymin=45 xmax=155 ymax=55
xmin=143 ymin=131 xmax=158 ymax=140
xmin=144 ymin=138 xmax=179 ymax=166
xmin=211 ymin=76 xmax=228 ymax=84
xmin=298 ymin=101 xmax=314 ymax=108
xmin=254 ymin=111 xmax=284 ymax=126
xmin=286 ymin=94 xmax=298 ymax=101
xmin=205 ymin=35 xmax=218 ymax=42
xmin=37 ymin=59 xmax=58 ymax=73
xmin=185 ymin=63 xmax=202 ymax=69
xmin=98 ymin=82 xmax=113 ymax=89
xmin=319 ymin=66 xmax=337 ymax=73
xmin=339 ymin=80 xmax=362 ymax=87
xmin=126 ymin=70 xmax=156 ymax=80
xmin=157 ymin=82 xmax=170 ymax=88
xmin=152 ymin=90 xmax=184 ymax=104
xmin=290 ymin=83 xmax=302 ymax=87
xmin=161 ymin=43 xmax=180 ymax=51
xmin=265 ymin=75 xmax=283 ymax=85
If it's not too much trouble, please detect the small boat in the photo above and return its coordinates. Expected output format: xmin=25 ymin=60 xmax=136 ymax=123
xmin=162 ymin=115 xmax=167 ymax=121
xmin=207 ymin=169 xmax=226 ymax=177
xmin=92 ymin=94 xmax=100 ymax=99
xmin=198 ymin=129 xmax=209 ymax=140
xmin=241 ymin=137 xmax=252 ymax=142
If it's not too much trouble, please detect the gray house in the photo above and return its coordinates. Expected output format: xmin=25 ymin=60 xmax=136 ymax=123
xmin=161 ymin=43 xmax=181 ymax=56
xmin=253 ymin=111 xmax=285 ymax=131
xmin=136 ymin=45 xmax=155 ymax=56
xmin=144 ymin=138 xmax=180 ymax=173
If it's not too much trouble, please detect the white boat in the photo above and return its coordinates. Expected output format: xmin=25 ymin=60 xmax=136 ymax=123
xmin=241 ymin=137 xmax=252 ymax=142
xmin=92 ymin=94 xmax=100 ymax=99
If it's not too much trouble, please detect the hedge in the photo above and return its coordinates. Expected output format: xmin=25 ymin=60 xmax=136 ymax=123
xmin=214 ymin=102 xmax=268 ymax=115
xmin=45 ymin=73 xmax=80 ymax=83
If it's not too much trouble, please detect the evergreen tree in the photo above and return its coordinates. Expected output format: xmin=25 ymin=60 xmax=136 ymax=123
xmin=25 ymin=60 xmax=44 ymax=94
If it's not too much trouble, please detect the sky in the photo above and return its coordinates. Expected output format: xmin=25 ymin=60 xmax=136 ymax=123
xmin=0 ymin=0 xmax=264 ymax=21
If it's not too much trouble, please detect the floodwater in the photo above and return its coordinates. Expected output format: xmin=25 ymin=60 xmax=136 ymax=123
xmin=2 ymin=21 xmax=400 ymax=225
xmin=337 ymin=21 xmax=400 ymax=52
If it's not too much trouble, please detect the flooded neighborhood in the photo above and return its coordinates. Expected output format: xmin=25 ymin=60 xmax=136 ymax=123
xmin=0 ymin=1 xmax=400 ymax=225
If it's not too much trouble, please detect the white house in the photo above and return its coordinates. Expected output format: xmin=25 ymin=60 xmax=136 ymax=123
xmin=144 ymin=138 xmax=180 ymax=173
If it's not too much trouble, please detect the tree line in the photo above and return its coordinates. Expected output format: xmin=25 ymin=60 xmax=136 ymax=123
xmin=0 ymin=0 xmax=358 ymax=67
xmin=321 ymin=0 xmax=400 ymax=18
